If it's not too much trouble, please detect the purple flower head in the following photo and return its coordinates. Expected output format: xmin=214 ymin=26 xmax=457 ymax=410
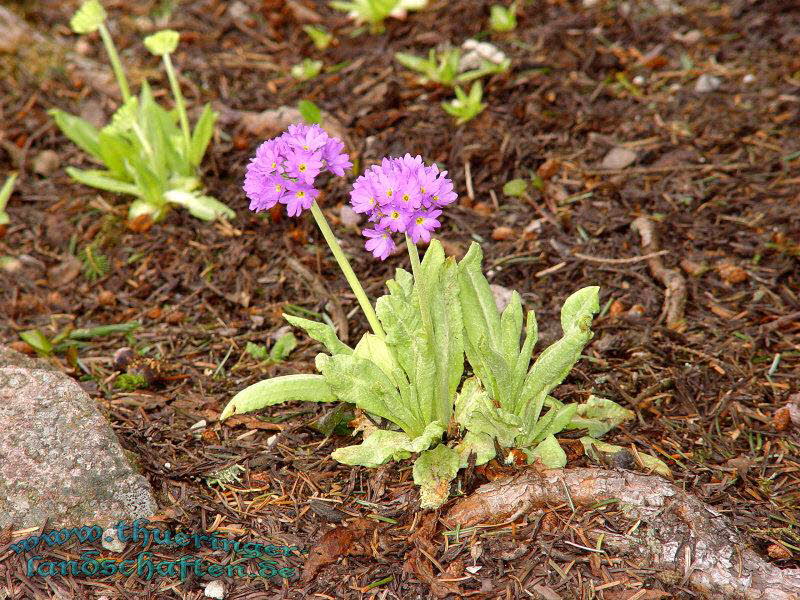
xmin=348 ymin=155 xmax=455 ymax=260
xmin=243 ymin=123 xmax=351 ymax=217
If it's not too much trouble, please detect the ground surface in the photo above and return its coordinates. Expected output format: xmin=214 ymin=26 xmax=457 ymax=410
xmin=1 ymin=0 xmax=799 ymax=598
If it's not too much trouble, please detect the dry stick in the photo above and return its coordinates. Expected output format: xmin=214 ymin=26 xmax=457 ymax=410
xmin=572 ymin=249 xmax=668 ymax=265
xmin=631 ymin=216 xmax=687 ymax=329
xmin=444 ymin=468 xmax=800 ymax=600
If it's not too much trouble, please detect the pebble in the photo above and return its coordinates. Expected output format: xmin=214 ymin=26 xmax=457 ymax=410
xmin=601 ymin=147 xmax=638 ymax=170
xmin=632 ymin=75 xmax=646 ymax=86
xmin=743 ymin=73 xmax=755 ymax=84
xmin=490 ymin=284 xmax=515 ymax=313
xmin=227 ymin=1 xmax=249 ymax=20
xmin=204 ymin=580 xmax=225 ymax=599
xmin=338 ymin=204 xmax=361 ymax=227
xmin=101 ymin=527 xmax=126 ymax=553
xmin=695 ymin=74 xmax=721 ymax=93
xmin=32 ymin=150 xmax=60 ymax=177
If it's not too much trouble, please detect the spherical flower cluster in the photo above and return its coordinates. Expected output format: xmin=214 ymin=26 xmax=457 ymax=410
xmin=349 ymin=155 xmax=457 ymax=260
xmin=243 ymin=124 xmax=352 ymax=217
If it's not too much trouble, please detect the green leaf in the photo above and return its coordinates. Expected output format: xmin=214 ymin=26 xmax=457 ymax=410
xmin=128 ymin=199 xmax=165 ymax=220
xmin=270 ymin=332 xmax=297 ymax=361
xmin=96 ymin=129 xmax=133 ymax=178
xmin=291 ymin=58 xmax=323 ymax=81
xmin=297 ymin=100 xmax=322 ymax=125
xmin=502 ymin=178 xmax=527 ymax=197
xmin=510 ymin=309 xmax=538 ymax=400
xmin=70 ymin=0 xmax=106 ymax=34
xmin=354 ymin=333 xmax=401 ymax=380
xmin=188 ymin=104 xmax=217 ymax=167
xmin=489 ymin=4 xmax=517 ymax=32
xmin=458 ymin=242 xmax=502 ymax=356
xmin=20 ymin=330 xmax=53 ymax=356
xmin=220 ymin=374 xmax=336 ymax=421
xmin=455 ymin=431 xmax=496 ymax=468
xmin=316 ymin=353 xmax=421 ymax=437
xmin=107 ymin=97 xmax=139 ymax=134
xmin=568 ymin=396 xmax=634 ymax=438
xmin=65 ymin=167 xmax=140 ymax=196
xmin=48 ymin=109 xmax=102 ymax=160
xmin=283 ymin=314 xmax=353 ymax=355
xmin=526 ymin=402 xmax=577 ymax=444
xmin=332 ymin=421 xmax=444 ymax=468
xmin=0 ymin=172 xmax=18 ymax=225
xmin=413 ymin=443 xmax=460 ymax=509
xmin=302 ymin=25 xmax=333 ymax=50
xmin=580 ymin=437 xmax=671 ymax=477
xmin=525 ymin=435 xmax=566 ymax=467
xmin=245 ymin=342 xmax=269 ymax=360
xmin=164 ymin=190 xmax=235 ymax=221
xmin=143 ymin=30 xmax=180 ymax=56
xmin=499 ymin=290 xmax=523 ymax=366
xmin=560 ymin=286 xmax=600 ymax=334
xmin=454 ymin=377 xmax=520 ymax=447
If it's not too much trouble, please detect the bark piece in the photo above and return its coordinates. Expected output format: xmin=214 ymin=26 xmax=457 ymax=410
xmin=444 ymin=468 xmax=800 ymax=599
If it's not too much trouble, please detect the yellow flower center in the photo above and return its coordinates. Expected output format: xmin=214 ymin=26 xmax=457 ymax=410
xmin=274 ymin=184 xmax=283 ymax=192
xmin=402 ymin=193 xmax=411 ymax=203
xmin=385 ymin=188 xmax=393 ymax=198
xmin=298 ymin=163 xmax=307 ymax=172
xmin=416 ymin=217 xmax=425 ymax=225
xmin=391 ymin=210 xmax=400 ymax=219
xmin=296 ymin=191 xmax=306 ymax=198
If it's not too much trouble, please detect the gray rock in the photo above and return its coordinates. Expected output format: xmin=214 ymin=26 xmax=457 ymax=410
xmin=204 ymin=580 xmax=225 ymax=599
xmin=0 ymin=346 xmax=158 ymax=529
xmin=101 ymin=526 xmax=126 ymax=553
xmin=338 ymin=204 xmax=362 ymax=227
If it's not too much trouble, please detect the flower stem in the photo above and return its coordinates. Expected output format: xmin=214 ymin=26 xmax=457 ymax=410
xmin=98 ymin=23 xmax=132 ymax=103
xmin=162 ymin=54 xmax=192 ymax=156
xmin=310 ymin=201 xmax=385 ymax=339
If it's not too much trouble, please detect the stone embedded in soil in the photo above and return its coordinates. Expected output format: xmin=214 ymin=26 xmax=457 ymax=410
xmin=32 ymin=150 xmax=60 ymax=177
xmin=695 ymin=74 xmax=722 ymax=93
xmin=0 ymin=345 xmax=158 ymax=529
xmin=601 ymin=147 xmax=638 ymax=169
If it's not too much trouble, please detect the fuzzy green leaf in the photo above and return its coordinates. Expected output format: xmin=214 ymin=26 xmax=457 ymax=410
xmin=568 ymin=396 xmax=634 ymax=438
xmin=413 ymin=443 xmax=460 ymax=509
xmin=66 ymin=167 xmax=140 ymax=197
xmin=49 ymin=109 xmax=102 ymax=160
xmin=0 ymin=172 xmax=18 ymax=226
xmin=502 ymin=178 xmax=527 ymax=197
xmin=316 ymin=353 xmax=421 ymax=437
xmin=220 ymin=374 xmax=336 ymax=421
xmin=454 ymin=377 xmax=520 ymax=447
xmin=164 ymin=190 xmax=235 ymax=221
xmin=188 ymin=104 xmax=217 ymax=167
xmin=70 ymin=0 xmax=106 ymax=34
xmin=143 ymin=30 xmax=180 ymax=56
xmin=297 ymin=100 xmax=322 ymax=125
xmin=332 ymin=421 xmax=444 ymax=467
xmin=525 ymin=435 xmax=566 ymax=467
xmin=283 ymin=314 xmax=352 ymax=355
xmin=19 ymin=330 xmax=53 ymax=356
xmin=455 ymin=431 xmax=496 ymax=468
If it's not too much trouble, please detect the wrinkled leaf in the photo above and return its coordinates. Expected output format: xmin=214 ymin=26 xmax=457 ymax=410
xmin=455 ymin=431 xmax=497 ymax=468
xmin=525 ymin=435 xmax=566 ymax=467
xmin=188 ymin=104 xmax=217 ymax=167
xmin=284 ymin=314 xmax=352 ymax=355
xmin=164 ymin=189 xmax=235 ymax=221
xmin=270 ymin=332 xmax=297 ymax=361
xmin=568 ymin=396 xmax=634 ymax=438
xmin=455 ymin=377 xmax=520 ymax=447
xmin=220 ymin=374 xmax=336 ymax=421
xmin=65 ymin=167 xmax=140 ymax=197
xmin=332 ymin=421 xmax=444 ymax=468
xmin=413 ymin=443 xmax=460 ymax=509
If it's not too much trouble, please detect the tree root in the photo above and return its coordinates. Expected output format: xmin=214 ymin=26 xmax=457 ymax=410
xmin=444 ymin=468 xmax=800 ymax=599
xmin=631 ymin=216 xmax=687 ymax=329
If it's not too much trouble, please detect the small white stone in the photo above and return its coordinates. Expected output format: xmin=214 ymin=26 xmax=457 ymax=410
xmin=32 ymin=150 xmax=60 ymax=177
xmin=632 ymin=75 xmax=646 ymax=86
xmin=695 ymin=74 xmax=721 ymax=93
xmin=466 ymin=565 xmax=483 ymax=574
xmin=743 ymin=73 xmax=756 ymax=84
xmin=227 ymin=1 xmax=249 ymax=20
xmin=669 ymin=83 xmax=681 ymax=92
xmin=164 ymin=462 xmax=171 ymax=469
xmin=101 ymin=527 xmax=126 ymax=553
xmin=338 ymin=204 xmax=362 ymax=227
xmin=601 ymin=147 xmax=638 ymax=170
xmin=190 ymin=420 xmax=207 ymax=431
xmin=204 ymin=580 xmax=225 ymax=599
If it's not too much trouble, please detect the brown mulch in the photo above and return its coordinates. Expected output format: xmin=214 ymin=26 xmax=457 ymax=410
xmin=1 ymin=0 xmax=799 ymax=598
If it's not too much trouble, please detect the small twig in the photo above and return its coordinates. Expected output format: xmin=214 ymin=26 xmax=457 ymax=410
xmin=581 ymin=162 xmax=749 ymax=176
xmin=631 ymin=217 xmax=687 ymax=329
xmin=572 ymin=250 xmax=668 ymax=265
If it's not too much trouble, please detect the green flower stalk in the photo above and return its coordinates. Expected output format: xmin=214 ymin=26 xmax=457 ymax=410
xmin=70 ymin=0 xmax=131 ymax=102
xmin=144 ymin=30 xmax=191 ymax=153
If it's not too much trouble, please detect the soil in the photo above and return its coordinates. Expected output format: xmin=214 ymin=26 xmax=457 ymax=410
xmin=1 ymin=0 xmax=799 ymax=598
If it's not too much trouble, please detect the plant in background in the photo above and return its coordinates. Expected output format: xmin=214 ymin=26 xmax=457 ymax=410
xmin=442 ymin=82 xmax=487 ymax=124
xmin=303 ymin=25 xmax=334 ymax=50
xmin=291 ymin=58 xmax=324 ymax=81
xmin=330 ymin=0 xmax=427 ymax=33
xmin=489 ymin=3 xmax=517 ymax=32
xmin=297 ymin=100 xmax=323 ymax=124
xmin=395 ymin=47 xmax=509 ymax=87
xmin=221 ymin=128 xmax=665 ymax=509
xmin=49 ymin=0 xmax=232 ymax=223
xmin=0 ymin=172 xmax=18 ymax=228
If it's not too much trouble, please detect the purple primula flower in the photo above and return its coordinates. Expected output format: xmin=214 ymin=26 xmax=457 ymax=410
xmin=282 ymin=181 xmax=319 ymax=217
xmin=407 ymin=209 xmax=441 ymax=244
xmin=348 ymin=155 xmax=456 ymax=260
xmin=363 ymin=227 xmax=396 ymax=260
xmin=243 ymin=123 xmax=351 ymax=217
